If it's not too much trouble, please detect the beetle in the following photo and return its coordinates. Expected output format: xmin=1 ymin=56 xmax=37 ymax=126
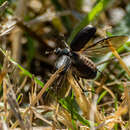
xmin=54 ymin=25 xmax=128 ymax=80
xmin=44 ymin=25 xmax=128 ymax=102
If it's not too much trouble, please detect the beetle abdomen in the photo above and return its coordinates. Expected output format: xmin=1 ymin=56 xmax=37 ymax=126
xmin=71 ymin=52 xmax=97 ymax=79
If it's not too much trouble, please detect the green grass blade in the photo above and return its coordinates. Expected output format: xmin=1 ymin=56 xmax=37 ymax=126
xmin=68 ymin=0 xmax=110 ymax=44
xmin=11 ymin=59 xmax=44 ymax=87
xmin=97 ymin=90 xmax=107 ymax=104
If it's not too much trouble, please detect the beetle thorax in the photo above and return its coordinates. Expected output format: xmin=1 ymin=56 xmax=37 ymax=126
xmin=55 ymin=48 xmax=72 ymax=56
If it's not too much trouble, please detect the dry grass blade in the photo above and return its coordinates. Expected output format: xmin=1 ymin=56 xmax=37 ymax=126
xmin=57 ymin=107 xmax=74 ymax=129
xmin=124 ymin=82 xmax=130 ymax=129
xmin=0 ymin=71 xmax=6 ymax=85
xmin=95 ymin=81 xmax=116 ymax=99
xmin=27 ymin=9 xmax=71 ymax=25
xmin=7 ymin=89 xmax=26 ymax=130
xmin=16 ymin=76 xmax=28 ymax=94
xmin=67 ymin=71 xmax=90 ymax=118
xmin=107 ymin=40 xmax=130 ymax=77
xmin=0 ymin=20 xmax=16 ymax=37
xmin=90 ymin=94 xmax=98 ymax=130
xmin=31 ymin=107 xmax=53 ymax=126
xmin=10 ymin=27 xmax=23 ymax=63
xmin=0 ymin=1 xmax=8 ymax=12
xmin=10 ymin=126 xmax=55 ymax=130
xmin=2 ymin=53 xmax=10 ymax=116
xmin=3 ymin=80 xmax=7 ymax=116
xmin=31 ymin=65 xmax=64 ymax=106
